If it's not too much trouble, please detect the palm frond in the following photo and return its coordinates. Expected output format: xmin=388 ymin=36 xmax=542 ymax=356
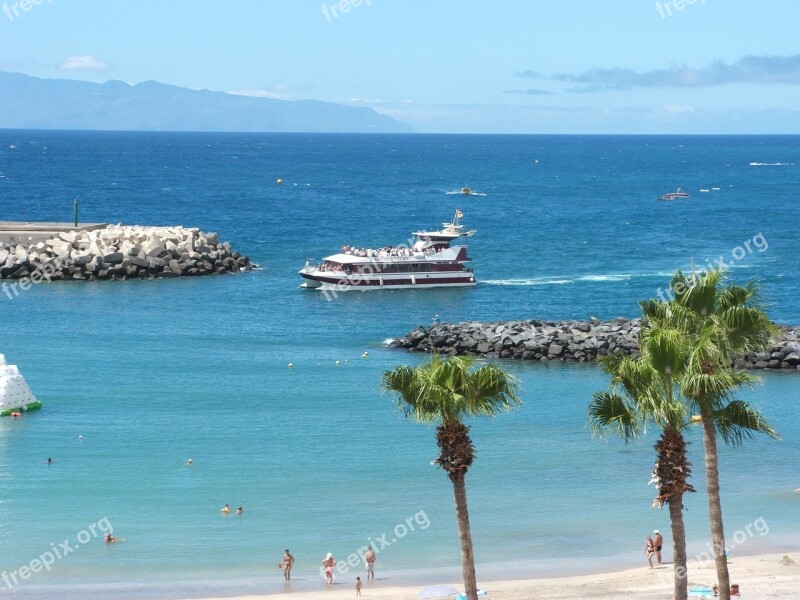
xmin=383 ymin=355 xmax=521 ymax=425
xmin=588 ymin=391 xmax=643 ymax=440
xmin=713 ymin=400 xmax=780 ymax=447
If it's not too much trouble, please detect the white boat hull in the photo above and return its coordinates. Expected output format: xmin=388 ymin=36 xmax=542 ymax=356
xmin=299 ymin=271 xmax=476 ymax=291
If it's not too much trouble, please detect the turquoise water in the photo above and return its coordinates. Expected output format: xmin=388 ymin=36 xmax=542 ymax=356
xmin=0 ymin=132 xmax=798 ymax=598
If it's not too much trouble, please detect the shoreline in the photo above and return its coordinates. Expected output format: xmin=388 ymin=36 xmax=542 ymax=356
xmin=194 ymin=551 xmax=798 ymax=600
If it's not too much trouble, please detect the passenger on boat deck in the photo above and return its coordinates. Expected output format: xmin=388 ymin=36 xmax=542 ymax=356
xmin=340 ymin=245 xmax=415 ymax=258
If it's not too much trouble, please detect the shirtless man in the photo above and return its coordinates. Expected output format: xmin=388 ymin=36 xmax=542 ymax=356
xmin=282 ymin=549 xmax=295 ymax=580
xmin=364 ymin=547 xmax=376 ymax=580
xmin=653 ymin=530 xmax=664 ymax=565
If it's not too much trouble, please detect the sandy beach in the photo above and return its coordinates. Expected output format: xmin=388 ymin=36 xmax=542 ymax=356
xmin=199 ymin=552 xmax=798 ymax=600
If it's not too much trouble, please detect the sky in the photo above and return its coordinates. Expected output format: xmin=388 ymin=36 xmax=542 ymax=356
xmin=1 ymin=0 xmax=800 ymax=133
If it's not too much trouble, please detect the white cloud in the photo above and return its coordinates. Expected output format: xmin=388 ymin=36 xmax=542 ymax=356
xmin=662 ymin=104 xmax=696 ymax=115
xmin=536 ymin=53 xmax=800 ymax=93
xmin=59 ymin=55 xmax=109 ymax=73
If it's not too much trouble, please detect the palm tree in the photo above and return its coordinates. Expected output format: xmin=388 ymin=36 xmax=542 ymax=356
xmin=641 ymin=268 xmax=779 ymax=600
xmin=589 ymin=327 xmax=695 ymax=600
xmin=382 ymin=355 xmax=521 ymax=600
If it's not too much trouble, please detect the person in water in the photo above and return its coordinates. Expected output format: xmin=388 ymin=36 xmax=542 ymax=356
xmin=322 ymin=553 xmax=335 ymax=584
xmin=281 ymin=549 xmax=295 ymax=580
xmin=364 ymin=546 xmax=376 ymax=580
xmin=104 ymin=533 xmax=123 ymax=543
xmin=236 ymin=506 xmax=243 ymax=515
xmin=185 ymin=458 xmax=193 ymax=467
xmin=221 ymin=504 xmax=231 ymax=514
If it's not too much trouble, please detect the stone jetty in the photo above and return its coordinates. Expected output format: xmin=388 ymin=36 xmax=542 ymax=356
xmin=390 ymin=318 xmax=800 ymax=371
xmin=0 ymin=224 xmax=253 ymax=281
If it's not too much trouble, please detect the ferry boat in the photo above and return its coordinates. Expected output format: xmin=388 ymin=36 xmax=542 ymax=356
xmin=298 ymin=210 xmax=476 ymax=291
xmin=658 ymin=188 xmax=691 ymax=201
xmin=0 ymin=354 xmax=42 ymax=417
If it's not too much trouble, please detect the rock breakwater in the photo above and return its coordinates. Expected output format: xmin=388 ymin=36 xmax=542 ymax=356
xmin=390 ymin=318 xmax=800 ymax=371
xmin=0 ymin=225 xmax=252 ymax=281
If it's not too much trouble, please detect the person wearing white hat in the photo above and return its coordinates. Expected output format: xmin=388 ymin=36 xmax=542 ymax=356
xmin=653 ymin=530 xmax=664 ymax=564
xmin=322 ymin=552 xmax=335 ymax=584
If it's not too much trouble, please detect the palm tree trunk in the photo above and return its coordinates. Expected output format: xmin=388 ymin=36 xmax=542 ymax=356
xmin=452 ymin=472 xmax=479 ymax=600
xmin=668 ymin=494 xmax=688 ymax=600
xmin=701 ymin=408 xmax=730 ymax=600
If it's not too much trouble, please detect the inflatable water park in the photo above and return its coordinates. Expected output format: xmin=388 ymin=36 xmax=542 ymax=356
xmin=0 ymin=354 xmax=41 ymax=417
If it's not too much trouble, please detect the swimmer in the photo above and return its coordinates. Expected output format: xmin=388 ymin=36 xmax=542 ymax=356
xmin=46 ymin=458 xmax=53 ymax=465
xmin=236 ymin=506 xmax=243 ymax=515
xmin=104 ymin=533 xmax=124 ymax=543
xmin=185 ymin=458 xmax=193 ymax=467
xmin=221 ymin=504 xmax=231 ymax=514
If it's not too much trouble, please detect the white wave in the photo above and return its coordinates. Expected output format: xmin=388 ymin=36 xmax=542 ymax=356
xmin=382 ymin=338 xmax=395 ymax=346
xmin=749 ymin=162 xmax=794 ymax=166
xmin=482 ymin=278 xmax=573 ymax=286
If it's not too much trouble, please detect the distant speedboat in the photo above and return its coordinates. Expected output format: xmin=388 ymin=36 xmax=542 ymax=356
xmin=460 ymin=187 xmax=473 ymax=195
xmin=658 ymin=188 xmax=691 ymax=201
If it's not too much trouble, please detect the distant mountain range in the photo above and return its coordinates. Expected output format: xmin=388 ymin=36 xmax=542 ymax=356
xmin=0 ymin=72 xmax=412 ymax=133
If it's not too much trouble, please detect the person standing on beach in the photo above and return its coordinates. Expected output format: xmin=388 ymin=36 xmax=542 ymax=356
xmin=281 ymin=549 xmax=294 ymax=580
xmin=355 ymin=576 xmax=362 ymax=596
xmin=653 ymin=530 xmax=663 ymax=565
xmin=644 ymin=535 xmax=655 ymax=569
xmin=322 ymin=552 xmax=335 ymax=584
xmin=364 ymin=546 xmax=376 ymax=580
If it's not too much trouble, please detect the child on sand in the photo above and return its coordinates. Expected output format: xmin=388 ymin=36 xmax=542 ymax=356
xmin=355 ymin=576 xmax=362 ymax=596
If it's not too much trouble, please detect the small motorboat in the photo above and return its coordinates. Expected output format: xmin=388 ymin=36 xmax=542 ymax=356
xmin=460 ymin=187 xmax=473 ymax=195
xmin=658 ymin=188 xmax=691 ymax=201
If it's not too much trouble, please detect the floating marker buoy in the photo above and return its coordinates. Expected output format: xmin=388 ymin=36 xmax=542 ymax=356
xmin=335 ymin=360 xmax=340 ymax=365
xmin=276 ymin=178 xmax=283 ymax=184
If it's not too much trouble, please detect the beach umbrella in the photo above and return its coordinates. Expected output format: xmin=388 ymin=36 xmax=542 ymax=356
xmin=418 ymin=585 xmax=460 ymax=599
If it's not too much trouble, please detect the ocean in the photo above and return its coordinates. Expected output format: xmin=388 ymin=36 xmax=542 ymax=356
xmin=1 ymin=131 xmax=798 ymax=599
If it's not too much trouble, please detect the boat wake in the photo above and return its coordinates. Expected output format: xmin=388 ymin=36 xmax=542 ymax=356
xmin=482 ymin=278 xmax=574 ymax=287
xmin=482 ymin=272 xmax=676 ymax=287
xmin=445 ymin=190 xmax=487 ymax=196
xmin=749 ymin=162 xmax=794 ymax=166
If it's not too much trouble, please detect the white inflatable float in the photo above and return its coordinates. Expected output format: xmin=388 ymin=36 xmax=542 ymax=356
xmin=0 ymin=354 xmax=42 ymax=417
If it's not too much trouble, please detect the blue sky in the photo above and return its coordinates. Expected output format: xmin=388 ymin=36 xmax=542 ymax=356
xmin=1 ymin=0 xmax=799 ymax=133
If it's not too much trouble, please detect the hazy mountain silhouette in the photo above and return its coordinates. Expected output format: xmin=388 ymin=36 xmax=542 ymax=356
xmin=0 ymin=72 xmax=412 ymax=133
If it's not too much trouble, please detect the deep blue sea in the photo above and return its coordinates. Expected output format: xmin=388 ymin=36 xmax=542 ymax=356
xmin=1 ymin=132 xmax=798 ymax=599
